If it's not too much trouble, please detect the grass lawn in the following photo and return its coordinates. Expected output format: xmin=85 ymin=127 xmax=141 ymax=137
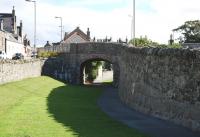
xmin=0 ymin=76 xmax=147 ymax=137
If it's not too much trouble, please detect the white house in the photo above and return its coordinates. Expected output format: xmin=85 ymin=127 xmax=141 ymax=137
xmin=0 ymin=6 xmax=31 ymax=59
xmin=5 ymin=32 xmax=25 ymax=58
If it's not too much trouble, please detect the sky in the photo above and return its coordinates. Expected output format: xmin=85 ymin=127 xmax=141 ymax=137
xmin=0 ymin=0 xmax=200 ymax=46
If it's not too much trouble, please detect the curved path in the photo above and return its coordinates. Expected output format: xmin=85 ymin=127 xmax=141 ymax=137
xmin=98 ymin=87 xmax=200 ymax=137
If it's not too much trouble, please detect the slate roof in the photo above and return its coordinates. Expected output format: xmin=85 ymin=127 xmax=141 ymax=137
xmin=44 ymin=41 xmax=53 ymax=47
xmin=0 ymin=13 xmax=12 ymax=18
xmin=4 ymin=31 xmax=20 ymax=43
xmin=64 ymin=27 xmax=89 ymax=42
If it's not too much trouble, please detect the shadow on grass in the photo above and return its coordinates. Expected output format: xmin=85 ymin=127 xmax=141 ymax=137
xmin=47 ymin=85 xmax=146 ymax=137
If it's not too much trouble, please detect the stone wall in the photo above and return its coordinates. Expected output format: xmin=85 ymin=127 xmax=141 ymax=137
xmin=119 ymin=47 xmax=200 ymax=131
xmin=0 ymin=59 xmax=44 ymax=84
xmin=41 ymin=43 xmax=122 ymax=87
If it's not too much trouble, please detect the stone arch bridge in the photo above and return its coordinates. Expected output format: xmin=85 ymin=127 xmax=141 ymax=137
xmin=40 ymin=42 xmax=200 ymax=131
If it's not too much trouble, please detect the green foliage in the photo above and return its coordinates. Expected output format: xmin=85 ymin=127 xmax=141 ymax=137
xmin=0 ymin=76 xmax=147 ymax=137
xmin=102 ymin=61 xmax=112 ymax=70
xmin=129 ymin=36 xmax=158 ymax=47
xmin=156 ymin=43 xmax=182 ymax=49
xmin=129 ymin=36 xmax=182 ymax=49
xmin=38 ymin=51 xmax=58 ymax=58
xmin=168 ymin=43 xmax=182 ymax=48
xmin=85 ymin=61 xmax=102 ymax=82
xmin=173 ymin=20 xmax=200 ymax=43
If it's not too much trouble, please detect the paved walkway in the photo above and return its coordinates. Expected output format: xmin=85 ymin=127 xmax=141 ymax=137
xmin=93 ymin=70 xmax=113 ymax=83
xmin=97 ymin=87 xmax=200 ymax=137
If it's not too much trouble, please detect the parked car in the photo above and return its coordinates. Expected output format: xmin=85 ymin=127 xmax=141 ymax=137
xmin=12 ymin=53 xmax=24 ymax=60
xmin=31 ymin=52 xmax=37 ymax=58
xmin=0 ymin=51 xmax=7 ymax=59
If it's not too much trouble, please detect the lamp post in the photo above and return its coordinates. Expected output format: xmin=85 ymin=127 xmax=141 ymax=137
xmin=128 ymin=15 xmax=134 ymax=41
xmin=133 ymin=0 xmax=135 ymax=46
xmin=25 ymin=0 xmax=36 ymax=52
xmin=55 ymin=16 xmax=63 ymax=42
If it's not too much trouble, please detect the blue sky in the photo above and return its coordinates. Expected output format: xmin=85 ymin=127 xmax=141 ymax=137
xmin=0 ymin=0 xmax=200 ymax=46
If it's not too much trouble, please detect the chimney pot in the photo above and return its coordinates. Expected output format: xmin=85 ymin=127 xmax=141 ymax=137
xmin=87 ymin=28 xmax=90 ymax=40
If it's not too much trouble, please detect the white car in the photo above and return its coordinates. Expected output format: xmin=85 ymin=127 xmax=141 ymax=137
xmin=0 ymin=51 xmax=7 ymax=59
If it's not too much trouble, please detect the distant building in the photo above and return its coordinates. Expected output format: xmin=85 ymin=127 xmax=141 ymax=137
xmin=0 ymin=6 xmax=31 ymax=58
xmin=0 ymin=7 xmax=17 ymax=34
xmin=63 ymin=27 xmax=91 ymax=44
xmin=42 ymin=27 xmax=91 ymax=51
xmin=44 ymin=41 xmax=53 ymax=47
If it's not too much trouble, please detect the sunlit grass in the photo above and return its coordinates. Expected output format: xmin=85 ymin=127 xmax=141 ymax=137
xmin=0 ymin=76 xmax=147 ymax=137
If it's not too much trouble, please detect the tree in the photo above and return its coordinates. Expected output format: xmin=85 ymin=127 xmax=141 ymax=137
xmin=84 ymin=61 xmax=102 ymax=83
xmin=102 ymin=61 xmax=112 ymax=70
xmin=173 ymin=20 xmax=200 ymax=43
xmin=129 ymin=36 xmax=158 ymax=47
xmin=129 ymin=36 xmax=181 ymax=48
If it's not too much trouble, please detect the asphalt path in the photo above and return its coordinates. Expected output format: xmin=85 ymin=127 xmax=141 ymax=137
xmin=97 ymin=87 xmax=200 ymax=137
xmin=93 ymin=70 xmax=113 ymax=83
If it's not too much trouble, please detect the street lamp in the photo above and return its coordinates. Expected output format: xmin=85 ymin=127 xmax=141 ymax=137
xmin=133 ymin=0 xmax=135 ymax=46
xmin=55 ymin=16 xmax=63 ymax=42
xmin=25 ymin=0 xmax=36 ymax=52
xmin=128 ymin=15 xmax=134 ymax=40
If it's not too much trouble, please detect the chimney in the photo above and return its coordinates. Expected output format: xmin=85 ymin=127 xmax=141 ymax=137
xmin=87 ymin=28 xmax=90 ymax=40
xmin=64 ymin=32 xmax=68 ymax=41
xmin=12 ymin=6 xmax=15 ymax=16
xmin=17 ymin=26 xmax=20 ymax=35
xmin=0 ymin=20 xmax=3 ymax=30
xmin=12 ymin=6 xmax=17 ymax=34
xmin=19 ymin=20 xmax=22 ymax=37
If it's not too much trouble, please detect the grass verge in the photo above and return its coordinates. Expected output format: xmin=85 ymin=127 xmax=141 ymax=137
xmin=0 ymin=76 xmax=147 ymax=137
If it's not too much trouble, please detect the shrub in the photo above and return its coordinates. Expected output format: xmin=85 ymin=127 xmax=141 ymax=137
xmin=38 ymin=51 xmax=59 ymax=58
xmin=85 ymin=61 xmax=102 ymax=83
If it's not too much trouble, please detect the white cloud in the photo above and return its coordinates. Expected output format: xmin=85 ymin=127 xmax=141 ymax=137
xmin=0 ymin=0 xmax=200 ymax=46
xmin=136 ymin=0 xmax=200 ymax=43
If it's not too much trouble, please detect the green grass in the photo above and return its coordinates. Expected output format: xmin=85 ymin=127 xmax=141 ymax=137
xmin=0 ymin=76 xmax=147 ymax=137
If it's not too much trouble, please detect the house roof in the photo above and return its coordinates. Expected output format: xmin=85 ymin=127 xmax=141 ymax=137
xmin=0 ymin=13 xmax=12 ymax=18
xmin=4 ymin=31 xmax=21 ymax=43
xmin=64 ymin=27 xmax=89 ymax=42
xmin=44 ymin=41 xmax=53 ymax=47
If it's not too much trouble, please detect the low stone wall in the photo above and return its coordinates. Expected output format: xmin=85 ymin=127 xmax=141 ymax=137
xmin=0 ymin=59 xmax=44 ymax=84
xmin=119 ymin=47 xmax=200 ymax=131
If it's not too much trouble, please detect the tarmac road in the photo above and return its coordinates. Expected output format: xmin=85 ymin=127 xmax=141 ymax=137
xmin=98 ymin=87 xmax=200 ymax=137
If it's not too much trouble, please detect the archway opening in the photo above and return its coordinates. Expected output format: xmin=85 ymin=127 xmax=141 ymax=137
xmin=80 ymin=59 xmax=114 ymax=86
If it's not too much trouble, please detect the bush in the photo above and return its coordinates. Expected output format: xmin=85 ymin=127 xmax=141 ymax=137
xmin=85 ymin=61 xmax=102 ymax=83
xmin=129 ymin=36 xmax=182 ymax=49
xmin=156 ymin=43 xmax=182 ymax=48
xmin=38 ymin=51 xmax=59 ymax=58
xmin=168 ymin=43 xmax=182 ymax=48
xmin=129 ymin=36 xmax=158 ymax=47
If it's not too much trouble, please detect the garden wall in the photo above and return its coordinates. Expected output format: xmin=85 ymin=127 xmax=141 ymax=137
xmin=0 ymin=59 xmax=44 ymax=84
